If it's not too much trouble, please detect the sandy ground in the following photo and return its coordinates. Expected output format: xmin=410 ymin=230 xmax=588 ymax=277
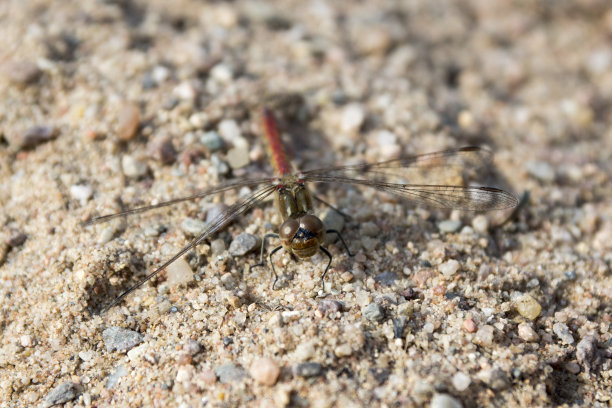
xmin=1 ymin=0 xmax=611 ymax=407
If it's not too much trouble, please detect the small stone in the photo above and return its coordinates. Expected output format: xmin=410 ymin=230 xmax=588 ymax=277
xmin=4 ymin=60 xmax=42 ymax=85
xmin=210 ymin=238 xmax=226 ymax=255
xmin=517 ymin=323 xmax=539 ymax=342
xmin=215 ymin=363 xmax=247 ymax=383
xmin=317 ymin=299 xmax=344 ymax=316
xmin=121 ymin=155 xmax=148 ymax=178
xmin=45 ymin=381 xmax=79 ymax=406
xmin=374 ymin=271 xmax=397 ymax=286
xmin=463 ymin=318 xmax=477 ymax=333
xmin=564 ymin=362 xmax=581 ymax=374
xmin=181 ymin=217 xmax=207 ymax=236
xmin=526 ymin=161 xmax=555 ymax=182
xmin=200 ymin=131 xmax=224 ymax=152
xmin=70 ymin=184 xmax=93 ymax=204
xmin=457 ymin=110 xmax=475 ymax=129
xmin=184 ymin=339 xmax=202 ymax=356
xmin=363 ymin=303 xmax=384 ymax=321
xmin=553 ymin=322 xmax=574 ymax=345
xmin=341 ymin=103 xmax=366 ymax=133
xmin=576 ymin=335 xmax=597 ymax=372
xmin=439 ymin=260 xmax=460 ymax=276
xmin=16 ymin=125 xmax=58 ymax=150
xmin=166 ymin=258 xmax=193 ymax=287
xmin=20 ymin=334 xmax=34 ymax=348
xmin=438 ymin=220 xmax=462 ymax=233
xmin=117 ymin=102 xmax=140 ymax=141
xmin=102 ymin=327 xmax=143 ymax=353
xmin=359 ymin=222 xmax=380 ymax=237
xmin=97 ymin=226 xmax=115 ymax=245
xmin=226 ymin=146 xmax=250 ymax=169
xmin=229 ymin=233 xmax=259 ymax=256
xmin=218 ymin=119 xmax=242 ymax=143
xmin=176 ymin=366 xmax=194 ymax=383
xmin=393 ymin=316 xmax=406 ymax=338
xmin=147 ymin=136 xmax=177 ymax=164
xmin=471 ymin=215 xmax=489 ymax=234
xmin=195 ymin=369 xmax=217 ymax=388
xmin=430 ymin=393 xmax=463 ymax=408
xmin=210 ymin=63 xmax=234 ymax=83
xmin=210 ymin=154 xmax=230 ymax=176
xmin=249 ymin=357 xmax=280 ymax=386
xmin=174 ymin=81 xmax=198 ymax=101
xmin=152 ymin=65 xmax=170 ymax=83
xmin=473 ymin=325 xmax=495 ymax=347
xmin=105 ymin=365 xmax=128 ymax=389
xmin=515 ymin=294 xmax=541 ymax=320
xmin=478 ymin=368 xmax=509 ymax=390
xmin=334 ymin=344 xmax=353 ymax=357
xmin=452 ymin=372 xmax=471 ymax=391
xmin=294 ymin=362 xmax=322 ymax=378
xmin=293 ymin=342 xmax=315 ymax=361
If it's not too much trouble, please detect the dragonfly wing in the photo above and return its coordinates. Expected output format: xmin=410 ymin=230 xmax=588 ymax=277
xmin=84 ymin=177 xmax=275 ymax=225
xmin=303 ymin=175 xmax=518 ymax=211
xmin=101 ymin=183 xmax=277 ymax=312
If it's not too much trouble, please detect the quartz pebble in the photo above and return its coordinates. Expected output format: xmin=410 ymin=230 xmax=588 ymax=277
xmin=181 ymin=217 xmax=207 ymax=236
xmin=166 ymin=258 xmax=193 ymax=287
xmin=226 ymin=146 xmax=249 ymax=169
xmin=439 ymin=260 xmax=460 ymax=276
xmin=249 ymin=357 xmax=280 ymax=386
xmin=102 ymin=327 xmax=144 ymax=353
xmin=517 ymin=323 xmax=539 ymax=342
xmin=473 ymin=325 xmax=495 ymax=347
xmin=105 ymin=365 xmax=128 ymax=389
xmin=515 ymin=294 xmax=541 ymax=320
xmin=553 ymin=322 xmax=574 ymax=344
xmin=478 ymin=368 xmax=509 ymax=390
xmin=471 ymin=215 xmax=489 ymax=234
xmin=70 ymin=184 xmax=93 ymax=204
xmin=526 ymin=160 xmax=555 ymax=182
xmin=215 ymin=363 xmax=247 ymax=383
xmin=463 ymin=318 xmax=477 ymax=333
xmin=121 ymin=155 xmax=148 ymax=178
xmin=374 ymin=271 xmax=397 ymax=286
xmin=341 ymin=104 xmax=366 ymax=133
xmin=117 ymin=102 xmax=140 ymax=141
xmin=438 ymin=220 xmax=462 ymax=233
xmin=576 ymin=335 xmax=597 ymax=372
xmin=229 ymin=233 xmax=259 ymax=256
xmin=452 ymin=372 xmax=471 ymax=391
xmin=45 ymin=381 xmax=79 ymax=406
xmin=430 ymin=393 xmax=463 ymax=408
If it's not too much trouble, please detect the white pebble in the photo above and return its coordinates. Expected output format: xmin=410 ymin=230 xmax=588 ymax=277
xmin=70 ymin=184 xmax=93 ymax=204
xmin=226 ymin=147 xmax=250 ymax=169
xmin=249 ymin=357 xmax=280 ymax=386
xmin=517 ymin=323 xmax=539 ymax=342
xmin=121 ymin=155 xmax=148 ymax=178
xmin=430 ymin=393 xmax=463 ymax=408
xmin=210 ymin=63 xmax=234 ymax=83
xmin=166 ymin=258 xmax=193 ymax=287
xmin=471 ymin=215 xmax=489 ymax=234
xmin=20 ymin=335 xmax=34 ymax=348
xmin=218 ymin=119 xmax=242 ymax=143
xmin=439 ymin=259 xmax=460 ymax=276
xmin=452 ymin=372 xmax=471 ymax=391
xmin=341 ymin=103 xmax=365 ymax=133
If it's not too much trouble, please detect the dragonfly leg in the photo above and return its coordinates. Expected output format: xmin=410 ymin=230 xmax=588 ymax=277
xmin=268 ymin=245 xmax=283 ymax=290
xmin=319 ymin=246 xmax=333 ymax=292
xmin=326 ymin=229 xmax=354 ymax=257
xmin=250 ymin=233 xmax=280 ymax=271
xmin=313 ymin=195 xmax=352 ymax=220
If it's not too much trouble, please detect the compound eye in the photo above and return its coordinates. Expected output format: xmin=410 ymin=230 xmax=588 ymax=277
xmin=279 ymin=218 xmax=300 ymax=240
xmin=300 ymin=214 xmax=323 ymax=234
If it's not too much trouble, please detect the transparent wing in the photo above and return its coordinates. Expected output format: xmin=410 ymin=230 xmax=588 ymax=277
xmin=83 ymin=176 xmax=274 ymax=225
xmin=302 ymin=147 xmax=518 ymax=211
xmin=99 ymin=183 xmax=277 ymax=312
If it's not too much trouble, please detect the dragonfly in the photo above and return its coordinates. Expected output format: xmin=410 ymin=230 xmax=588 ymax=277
xmin=85 ymin=109 xmax=519 ymax=312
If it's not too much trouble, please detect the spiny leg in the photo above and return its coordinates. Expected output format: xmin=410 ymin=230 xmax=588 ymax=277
xmin=326 ymin=229 xmax=354 ymax=257
xmin=250 ymin=233 xmax=279 ymax=271
xmin=319 ymin=246 xmax=333 ymax=292
xmin=268 ymin=246 xmax=283 ymax=290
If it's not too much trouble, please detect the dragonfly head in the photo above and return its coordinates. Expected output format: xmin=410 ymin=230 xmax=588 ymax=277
xmin=279 ymin=214 xmax=325 ymax=258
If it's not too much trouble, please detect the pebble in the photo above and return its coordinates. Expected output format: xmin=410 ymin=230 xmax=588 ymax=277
xmin=317 ymin=299 xmax=344 ymax=315
xmin=147 ymin=136 xmax=176 ymax=164
xmin=102 ymin=327 xmax=144 ymax=353
xmin=4 ymin=60 xmax=41 ymax=85
xmin=439 ymin=260 xmax=460 ymax=276
xmin=165 ymin=258 xmax=193 ymax=287
xmin=452 ymin=372 xmax=471 ymax=391
xmin=226 ymin=146 xmax=250 ymax=169
xmin=229 ymin=233 xmax=259 ymax=256
xmin=210 ymin=63 xmax=234 ymax=83
xmin=97 ymin=226 xmax=115 ymax=245
xmin=359 ymin=221 xmax=380 ymax=237
xmin=218 ymin=119 xmax=242 ymax=143
xmin=200 ymin=131 xmax=224 ymax=152
xmin=215 ymin=363 xmax=247 ymax=383
xmin=184 ymin=339 xmax=202 ymax=356
xmin=20 ymin=334 xmax=34 ymax=348
xmin=44 ymin=381 xmax=79 ymax=406
xmin=515 ymin=294 xmax=541 ymax=320
xmin=210 ymin=154 xmax=230 ymax=176
xmin=517 ymin=323 xmax=539 ymax=342
xmin=374 ymin=271 xmax=397 ymax=286
xmin=294 ymin=362 xmax=322 ymax=378
xmin=438 ymin=220 xmax=462 ymax=233
xmin=105 ymin=365 xmax=127 ymax=389
xmin=321 ymin=209 xmax=345 ymax=244
xmin=341 ymin=104 xmax=366 ymax=133
xmin=174 ymin=81 xmax=198 ymax=101
xmin=355 ymin=27 xmax=392 ymax=56
xmin=121 ymin=155 xmax=148 ymax=178
xmin=210 ymin=238 xmax=226 ymax=255
xmin=478 ymin=368 xmax=509 ymax=390
xmin=334 ymin=344 xmax=353 ymax=357
xmin=70 ymin=184 xmax=93 ymax=204
xmin=471 ymin=215 xmax=489 ymax=234
xmin=152 ymin=65 xmax=170 ymax=83
xmin=430 ymin=393 xmax=463 ymax=408
xmin=249 ymin=357 xmax=280 ymax=386
xmin=576 ymin=335 xmax=597 ymax=370
xmin=526 ymin=161 xmax=555 ymax=182
xmin=553 ymin=322 xmax=574 ymax=345
xmin=393 ymin=316 xmax=406 ymax=338
xmin=15 ymin=125 xmax=58 ymax=150
xmin=181 ymin=217 xmax=207 ymax=236
xmin=117 ymin=102 xmax=140 ymax=141
xmin=472 ymin=324 xmax=494 ymax=347
xmin=463 ymin=318 xmax=477 ymax=333
xmin=363 ymin=303 xmax=384 ymax=321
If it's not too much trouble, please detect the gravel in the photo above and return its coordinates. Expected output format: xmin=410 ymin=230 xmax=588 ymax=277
xmin=102 ymin=327 xmax=144 ymax=353
xmin=44 ymin=382 xmax=79 ymax=407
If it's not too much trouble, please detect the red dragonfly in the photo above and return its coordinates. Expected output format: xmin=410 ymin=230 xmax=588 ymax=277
xmin=85 ymin=109 xmax=518 ymax=312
